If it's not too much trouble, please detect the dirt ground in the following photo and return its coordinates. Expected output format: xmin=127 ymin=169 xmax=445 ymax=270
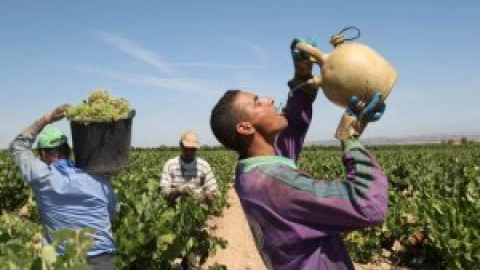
xmin=204 ymin=188 xmax=407 ymax=270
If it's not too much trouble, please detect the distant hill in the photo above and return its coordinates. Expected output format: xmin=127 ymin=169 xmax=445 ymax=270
xmin=308 ymin=132 xmax=480 ymax=146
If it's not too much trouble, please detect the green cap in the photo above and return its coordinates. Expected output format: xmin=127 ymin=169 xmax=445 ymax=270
xmin=37 ymin=127 xmax=68 ymax=149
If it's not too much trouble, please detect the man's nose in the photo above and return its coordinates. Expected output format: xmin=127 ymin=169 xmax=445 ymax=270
xmin=261 ymin=97 xmax=275 ymax=105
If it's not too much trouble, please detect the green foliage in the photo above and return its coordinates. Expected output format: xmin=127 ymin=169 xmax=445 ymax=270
xmin=111 ymin=149 xmax=233 ymax=269
xmin=0 ymin=213 xmax=93 ymax=270
xmin=297 ymin=144 xmax=480 ymax=269
xmin=1 ymin=144 xmax=479 ymax=269
xmin=48 ymin=228 xmax=95 ymax=269
xmin=0 ymin=212 xmax=42 ymax=269
xmin=0 ymin=152 xmax=29 ymax=212
xmin=66 ymin=89 xmax=130 ymax=121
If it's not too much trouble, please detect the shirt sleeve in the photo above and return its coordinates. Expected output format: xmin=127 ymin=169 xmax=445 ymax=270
xmin=160 ymin=160 xmax=173 ymax=194
xmin=264 ymin=140 xmax=388 ymax=231
xmin=105 ymin=180 xmax=119 ymax=219
xmin=274 ymin=81 xmax=317 ymax=163
xmin=9 ymin=120 xmax=50 ymax=184
xmin=201 ymin=162 xmax=217 ymax=194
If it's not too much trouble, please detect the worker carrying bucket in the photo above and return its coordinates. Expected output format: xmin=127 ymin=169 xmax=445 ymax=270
xmin=290 ymin=26 xmax=398 ymax=118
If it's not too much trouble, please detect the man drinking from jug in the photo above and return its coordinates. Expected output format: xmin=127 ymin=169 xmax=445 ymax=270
xmin=209 ymin=51 xmax=389 ymax=269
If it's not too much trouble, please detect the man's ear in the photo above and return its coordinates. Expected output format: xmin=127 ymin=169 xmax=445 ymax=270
xmin=37 ymin=150 xmax=45 ymax=160
xmin=236 ymin=121 xmax=255 ymax=136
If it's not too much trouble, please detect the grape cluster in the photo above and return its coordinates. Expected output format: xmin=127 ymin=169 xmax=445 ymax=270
xmin=66 ymin=89 xmax=130 ymax=121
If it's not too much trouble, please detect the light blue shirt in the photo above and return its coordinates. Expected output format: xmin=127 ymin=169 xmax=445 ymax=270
xmin=10 ymin=130 xmax=117 ymax=257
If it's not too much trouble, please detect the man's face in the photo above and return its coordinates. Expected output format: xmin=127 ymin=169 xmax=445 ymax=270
xmin=38 ymin=149 xmax=58 ymax=165
xmin=181 ymin=146 xmax=197 ymax=162
xmin=234 ymin=91 xmax=288 ymax=137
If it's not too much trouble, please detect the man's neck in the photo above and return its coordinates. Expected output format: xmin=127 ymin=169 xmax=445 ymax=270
xmin=180 ymin=156 xmax=195 ymax=163
xmin=243 ymin=134 xmax=276 ymax=158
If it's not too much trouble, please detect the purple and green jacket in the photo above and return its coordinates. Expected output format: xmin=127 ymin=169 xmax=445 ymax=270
xmin=235 ymin=85 xmax=389 ymax=270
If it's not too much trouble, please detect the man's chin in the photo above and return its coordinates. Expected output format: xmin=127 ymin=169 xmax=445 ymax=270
xmin=281 ymin=114 xmax=288 ymax=126
xmin=278 ymin=116 xmax=289 ymax=131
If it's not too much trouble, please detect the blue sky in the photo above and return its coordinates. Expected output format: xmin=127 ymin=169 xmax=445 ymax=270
xmin=1 ymin=1 xmax=479 ymax=148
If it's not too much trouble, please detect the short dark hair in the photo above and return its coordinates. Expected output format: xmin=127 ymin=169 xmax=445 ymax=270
xmin=39 ymin=143 xmax=71 ymax=158
xmin=210 ymin=90 xmax=249 ymax=153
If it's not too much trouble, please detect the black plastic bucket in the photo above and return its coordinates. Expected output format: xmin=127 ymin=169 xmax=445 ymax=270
xmin=70 ymin=110 xmax=135 ymax=176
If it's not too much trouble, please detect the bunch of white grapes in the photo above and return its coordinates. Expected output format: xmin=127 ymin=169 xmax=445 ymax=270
xmin=67 ymin=89 xmax=130 ymax=121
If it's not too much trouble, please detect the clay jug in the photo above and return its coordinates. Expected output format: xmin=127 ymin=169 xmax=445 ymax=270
xmin=292 ymin=26 xmax=397 ymax=108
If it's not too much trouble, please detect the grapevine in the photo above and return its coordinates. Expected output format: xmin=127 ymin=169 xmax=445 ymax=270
xmin=66 ymin=89 xmax=131 ymax=121
xmin=1 ymin=144 xmax=479 ymax=269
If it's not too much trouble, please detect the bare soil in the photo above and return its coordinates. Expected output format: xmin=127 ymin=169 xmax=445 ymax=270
xmin=204 ymin=188 xmax=408 ymax=270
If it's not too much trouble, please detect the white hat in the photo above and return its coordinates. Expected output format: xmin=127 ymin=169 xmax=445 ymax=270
xmin=180 ymin=130 xmax=199 ymax=148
